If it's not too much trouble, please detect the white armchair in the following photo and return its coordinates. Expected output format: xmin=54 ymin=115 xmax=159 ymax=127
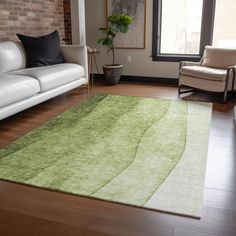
xmin=179 ymin=46 xmax=236 ymax=103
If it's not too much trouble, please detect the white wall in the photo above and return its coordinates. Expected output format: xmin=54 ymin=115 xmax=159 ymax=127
xmin=70 ymin=0 xmax=86 ymax=45
xmin=85 ymin=0 xmax=179 ymax=79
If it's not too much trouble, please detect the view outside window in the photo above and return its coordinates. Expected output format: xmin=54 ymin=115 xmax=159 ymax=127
xmin=160 ymin=0 xmax=203 ymax=55
xmin=213 ymin=0 xmax=236 ymax=48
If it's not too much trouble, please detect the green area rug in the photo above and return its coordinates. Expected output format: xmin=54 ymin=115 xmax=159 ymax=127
xmin=0 ymin=95 xmax=212 ymax=218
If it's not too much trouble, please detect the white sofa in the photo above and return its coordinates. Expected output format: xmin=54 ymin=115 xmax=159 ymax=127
xmin=0 ymin=41 xmax=88 ymax=120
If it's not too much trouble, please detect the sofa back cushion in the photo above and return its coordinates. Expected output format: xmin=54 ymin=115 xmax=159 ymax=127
xmin=0 ymin=41 xmax=26 ymax=75
xmin=202 ymin=46 xmax=236 ymax=69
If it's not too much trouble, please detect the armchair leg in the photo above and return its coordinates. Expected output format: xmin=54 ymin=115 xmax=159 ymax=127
xmin=178 ymin=85 xmax=181 ymax=95
xmin=223 ymin=73 xmax=230 ymax=103
xmin=223 ymin=89 xmax=228 ymax=104
xmin=178 ymin=85 xmax=195 ymax=95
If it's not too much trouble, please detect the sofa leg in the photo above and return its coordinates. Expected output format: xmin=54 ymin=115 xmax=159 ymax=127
xmin=86 ymin=83 xmax=90 ymax=99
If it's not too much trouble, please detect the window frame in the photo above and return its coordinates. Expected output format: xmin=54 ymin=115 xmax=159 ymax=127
xmin=152 ymin=0 xmax=216 ymax=62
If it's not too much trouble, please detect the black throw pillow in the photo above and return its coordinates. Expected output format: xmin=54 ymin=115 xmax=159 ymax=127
xmin=17 ymin=30 xmax=66 ymax=68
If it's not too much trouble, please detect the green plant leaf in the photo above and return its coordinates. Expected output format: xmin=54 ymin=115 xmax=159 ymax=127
xmin=103 ymin=37 xmax=113 ymax=48
xmin=97 ymin=38 xmax=105 ymax=44
xmin=97 ymin=13 xmax=132 ymax=64
xmin=99 ymin=27 xmax=107 ymax=31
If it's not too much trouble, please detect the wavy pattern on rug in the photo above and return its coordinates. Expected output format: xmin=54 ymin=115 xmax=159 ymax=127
xmin=0 ymin=95 xmax=212 ymax=217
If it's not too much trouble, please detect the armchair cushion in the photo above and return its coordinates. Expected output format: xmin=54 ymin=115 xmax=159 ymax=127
xmin=202 ymin=46 xmax=236 ymax=69
xmin=181 ymin=66 xmax=227 ymax=82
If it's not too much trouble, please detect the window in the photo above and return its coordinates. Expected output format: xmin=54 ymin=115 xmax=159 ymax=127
xmin=152 ymin=0 xmax=216 ymax=61
xmin=213 ymin=0 xmax=236 ymax=48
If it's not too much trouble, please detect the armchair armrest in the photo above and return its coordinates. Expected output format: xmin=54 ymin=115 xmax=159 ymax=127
xmin=227 ymin=65 xmax=236 ymax=70
xmin=180 ymin=61 xmax=201 ymax=69
xmin=226 ymin=65 xmax=236 ymax=92
xmin=226 ymin=65 xmax=236 ymax=76
xmin=60 ymin=45 xmax=88 ymax=83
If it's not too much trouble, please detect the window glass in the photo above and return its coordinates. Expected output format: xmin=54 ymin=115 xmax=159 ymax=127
xmin=160 ymin=0 xmax=203 ymax=55
xmin=213 ymin=0 xmax=236 ymax=48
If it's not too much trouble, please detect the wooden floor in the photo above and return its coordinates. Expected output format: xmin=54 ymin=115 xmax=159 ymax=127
xmin=0 ymin=82 xmax=235 ymax=236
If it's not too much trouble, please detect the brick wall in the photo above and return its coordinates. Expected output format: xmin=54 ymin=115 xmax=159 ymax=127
xmin=0 ymin=0 xmax=72 ymax=44
xmin=64 ymin=0 xmax=72 ymax=44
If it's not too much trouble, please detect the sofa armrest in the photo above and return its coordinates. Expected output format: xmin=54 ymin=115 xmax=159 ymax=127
xmin=61 ymin=45 xmax=88 ymax=83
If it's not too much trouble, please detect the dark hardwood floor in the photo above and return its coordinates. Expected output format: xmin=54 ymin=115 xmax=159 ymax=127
xmin=0 ymin=82 xmax=235 ymax=236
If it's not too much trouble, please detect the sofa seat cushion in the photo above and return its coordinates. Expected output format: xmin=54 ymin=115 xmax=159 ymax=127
xmin=10 ymin=63 xmax=85 ymax=92
xmin=180 ymin=65 xmax=227 ymax=81
xmin=0 ymin=74 xmax=40 ymax=108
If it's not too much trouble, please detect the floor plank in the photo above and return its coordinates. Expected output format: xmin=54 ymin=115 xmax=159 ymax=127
xmin=173 ymin=228 xmax=217 ymax=236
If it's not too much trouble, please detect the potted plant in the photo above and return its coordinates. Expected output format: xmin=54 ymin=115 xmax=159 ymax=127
xmin=97 ymin=14 xmax=132 ymax=85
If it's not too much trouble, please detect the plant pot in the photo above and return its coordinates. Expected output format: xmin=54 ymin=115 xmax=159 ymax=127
xmin=103 ymin=65 xmax=124 ymax=85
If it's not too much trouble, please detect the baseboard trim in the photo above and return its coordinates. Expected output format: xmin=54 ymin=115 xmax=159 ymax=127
xmin=92 ymin=74 xmax=179 ymax=85
xmin=121 ymin=75 xmax=179 ymax=85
